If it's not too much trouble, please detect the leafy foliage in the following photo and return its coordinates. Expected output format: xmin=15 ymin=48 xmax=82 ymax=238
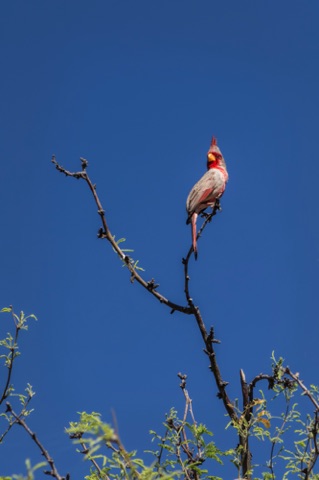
xmin=66 ymin=405 xmax=227 ymax=480
xmin=0 ymin=307 xmax=36 ymax=436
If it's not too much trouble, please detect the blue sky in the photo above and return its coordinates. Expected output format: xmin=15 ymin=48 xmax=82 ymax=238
xmin=1 ymin=0 xmax=319 ymax=477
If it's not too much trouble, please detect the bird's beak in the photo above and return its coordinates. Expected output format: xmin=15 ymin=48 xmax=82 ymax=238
xmin=207 ymin=152 xmax=216 ymax=162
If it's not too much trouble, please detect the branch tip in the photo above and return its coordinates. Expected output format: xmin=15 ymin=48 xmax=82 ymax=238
xmin=177 ymin=372 xmax=187 ymax=389
xmin=80 ymin=157 xmax=88 ymax=169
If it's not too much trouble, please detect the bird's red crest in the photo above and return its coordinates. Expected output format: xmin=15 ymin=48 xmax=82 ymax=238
xmin=211 ymin=136 xmax=217 ymax=146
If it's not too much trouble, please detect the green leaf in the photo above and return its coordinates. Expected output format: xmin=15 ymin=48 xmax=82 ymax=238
xmin=1 ymin=307 xmax=12 ymax=313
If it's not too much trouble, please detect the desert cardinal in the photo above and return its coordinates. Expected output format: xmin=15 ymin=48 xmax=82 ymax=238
xmin=186 ymin=137 xmax=228 ymax=259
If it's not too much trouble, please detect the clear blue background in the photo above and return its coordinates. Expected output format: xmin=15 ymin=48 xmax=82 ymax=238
xmin=1 ymin=1 xmax=319 ymax=477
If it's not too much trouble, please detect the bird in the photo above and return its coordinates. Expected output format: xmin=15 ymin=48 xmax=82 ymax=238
xmin=186 ymin=136 xmax=228 ymax=259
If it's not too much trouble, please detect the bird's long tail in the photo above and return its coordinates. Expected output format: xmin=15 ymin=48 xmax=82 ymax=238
xmin=191 ymin=213 xmax=198 ymax=260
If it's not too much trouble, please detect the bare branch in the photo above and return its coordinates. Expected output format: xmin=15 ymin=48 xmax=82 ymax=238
xmin=52 ymin=156 xmax=193 ymax=315
xmin=183 ymin=203 xmax=220 ymax=307
xmin=285 ymin=368 xmax=319 ymax=411
xmin=249 ymin=373 xmax=275 ymax=393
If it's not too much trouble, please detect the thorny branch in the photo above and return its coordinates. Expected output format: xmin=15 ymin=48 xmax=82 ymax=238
xmin=183 ymin=201 xmax=220 ymax=308
xmin=285 ymin=368 xmax=319 ymax=412
xmin=52 ymin=156 xmax=192 ymax=315
xmin=6 ymin=402 xmax=69 ymax=480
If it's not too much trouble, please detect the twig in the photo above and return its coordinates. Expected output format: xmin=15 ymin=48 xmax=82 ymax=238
xmin=285 ymin=368 xmax=319 ymax=412
xmin=108 ymin=410 xmax=140 ymax=478
xmin=268 ymin=392 xmax=291 ymax=479
xmin=183 ymin=205 xmax=220 ymax=307
xmin=6 ymin=402 xmax=68 ymax=480
xmin=79 ymin=439 xmax=110 ymax=480
xmin=249 ymin=373 xmax=275 ymax=392
xmin=155 ymin=426 xmax=170 ymax=473
xmin=107 ymin=436 xmax=141 ymax=479
xmin=177 ymin=373 xmax=195 ymax=459
xmin=0 ymin=393 xmax=33 ymax=443
xmin=178 ymin=373 xmax=197 ymax=426
xmin=0 ymin=308 xmax=20 ymax=405
xmin=178 ymin=372 xmax=205 ymax=463
xmin=167 ymin=418 xmax=198 ymax=478
xmin=175 ymin=443 xmax=192 ymax=480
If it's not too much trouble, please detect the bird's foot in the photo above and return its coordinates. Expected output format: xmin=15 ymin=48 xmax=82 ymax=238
xmin=215 ymin=199 xmax=222 ymax=211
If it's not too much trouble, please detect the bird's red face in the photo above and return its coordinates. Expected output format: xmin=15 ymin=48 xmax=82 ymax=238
xmin=207 ymin=137 xmax=224 ymax=169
